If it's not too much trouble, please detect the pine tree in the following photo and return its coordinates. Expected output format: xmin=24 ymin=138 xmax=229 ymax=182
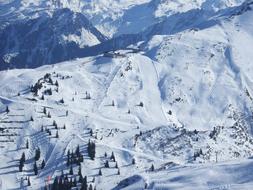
xmin=90 ymin=129 xmax=93 ymax=136
xmin=19 ymin=156 xmax=24 ymax=172
xmin=63 ymin=124 xmax=66 ymax=129
xmin=75 ymin=145 xmax=80 ymax=157
xmin=104 ymin=152 xmax=107 ymax=158
xmin=110 ymin=152 xmax=115 ymax=162
xmin=59 ymin=98 xmax=64 ymax=104
xmin=53 ymin=120 xmax=57 ymax=128
xmin=47 ymin=112 xmax=51 ymax=118
xmin=69 ymin=165 xmax=73 ymax=175
xmin=52 ymin=176 xmax=58 ymax=190
xmin=89 ymin=184 xmax=93 ymax=190
xmin=79 ymin=173 xmax=84 ymax=183
xmin=115 ymin=162 xmax=118 ymax=168
xmin=132 ymin=158 xmax=135 ymax=165
xmin=98 ymin=169 xmax=102 ymax=176
xmin=112 ymin=100 xmax=115 ymax=106
xmin=128 ymin=109 xmax=130 ymax=114
xmin=41 ymin=94 xmax=44 ymax=100
xmin=6 ymin=106 xmax=9 ymax=114
xmin=78 ymin=165 xmax=82 ymax=176
xmin=43 ymin=107 xmax=47 ymax=114
xmin=117 ymin=169 xmax=120 ymax=175
xmin=21 ymin=152 xmax=26 ymax=163
xmin=34 ymin=162 xmax=38 ymax=175
xmin=41 ymin=159 xmax=45 ymax=169
xmin=27 ymin=177 xmax=31 ymax=186
xmin=104 ymin=160 xmax=109 ymax=168
xmin=55 ymin=80 xmax=59 ymax=87
xmin=66 ymin=110 xmax=68 ymax=116
xmin=35 ymin=148 xmax=41 ymax=161
xmin=41 ymin=125 xmax=44 ymax=132
xmin=26 ymin=140 xmax=29 ymax=149
xmin=150 ymin=164 xmax=154 ymax=172
xmin=56 ymin=131 xmax=59 ymax=138
xmin=87 ymin=140 xmax=96 ymax=160
xmin=67 ymin=150 xmax=70 ymax=166
xmin=30 ymin=116 xmax=34 ymax=121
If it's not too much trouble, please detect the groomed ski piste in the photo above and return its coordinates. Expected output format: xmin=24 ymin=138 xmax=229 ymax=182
xmin=1 ymin=0 xmax=253 ymax=190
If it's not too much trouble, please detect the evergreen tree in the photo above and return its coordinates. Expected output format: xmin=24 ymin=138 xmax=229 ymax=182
xmin=104 ymin=160 xmax=109 ymax=168
xmin=117 ymin=169 xmax=120 ymax=175
xmin=27 ymin=177 xmax=31 ymax=186
xmin=67 ymin=150 xmax=70 ymax=166
xmin=6 ymin=106 xmax=9 ymax=114
xmin=35 ymin=148 xmax=41 ymax=161
xmin=132 ymin=158 xmax=136 ymax=165
xmin=55 ymin=80 xmax=59 ymax=87
xmin=41 ymin=125 xmax=44 ymax=132
xmin=63 ymin=124 xmax=66 ymax=129
xmin=79 ymin=173 xmax=84 ymax=183
xmin=89 ymin=184 xmax=93 ymax=190
xmin=47 ymin=112 xmax=51 ymax=118
xmin=87 ymin=140 xmax=96 ymax=160
xmin=59 ymin=98 xmax=64 ymax=104
xmin=21 ymin=152 xmax=26 ymax=163
xmin=75 ymin=145 xmax=80 ymax=157
xmin=53 ymin=120 xmax=57 ymax=128
xmin=98 ymin=169 xmax=102 ymax=176
xmin=115 ymin=162 xmax=118 ymax=168
xmin=78 ymin=166 xmax=82 ymax=176
xmin=104 ymin=152 xmax=107 ymax=158
xmin=90 ymin=129 xmax=93 ymax=136
xmin=112 ymin=100 xmax=115 ymax=106
xmin=34 ymin=162 xmax=38 ymax=175
xmin=79 ymin=154 xmax=84 ymax=163
xmin=110 ymin=152 xmax=115 ymax=162
xmin=30 ymin=116 xmax=34 ymax=121
xmin=43 ymin=107 xmax=47 ymax=114
xmin=52 ymin=176 xmax=58 ymax=190
xmin=26 ymin=140 xmax=29 ymax=149
xmin=69 ymin=165 xmax=73 ymax=175
xmin=56 ymin=131 xmax=59 ymax=138
xmin=41 ymin=94 xmax=44 ymax=100
xmin=150 ymin=164 xmax=154 ymax=172
xmin=66 ymin=110 xmax=68 ymax=116
xmin=19 ymin=159 xmax=24 ymax=172
xmin=41 ymin=159 xmax=45 ymax=169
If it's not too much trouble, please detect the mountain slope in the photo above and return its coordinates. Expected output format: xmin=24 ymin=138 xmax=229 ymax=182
xmin=0 ymin=8 xmax=106 ymax=70
xmin=1 ymin=0 xmax=253 ymax=190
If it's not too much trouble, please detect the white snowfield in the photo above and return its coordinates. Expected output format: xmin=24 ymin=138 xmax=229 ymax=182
xmin=1 ymin=0 xmax=253 ymax=190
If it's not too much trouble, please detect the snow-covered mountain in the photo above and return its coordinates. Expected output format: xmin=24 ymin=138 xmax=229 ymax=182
xmin=0 ymin=8 xmax=106 ymax=69
xmin=1 ymin=0 xmax=253 ymax=190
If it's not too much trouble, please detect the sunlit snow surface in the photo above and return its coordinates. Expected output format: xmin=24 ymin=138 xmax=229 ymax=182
xmin=1 ymin=0 xmax=253 ymax=189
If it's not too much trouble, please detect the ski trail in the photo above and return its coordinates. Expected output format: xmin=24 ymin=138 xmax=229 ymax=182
xmin=131 ymin=54 xmax=168 ymax=125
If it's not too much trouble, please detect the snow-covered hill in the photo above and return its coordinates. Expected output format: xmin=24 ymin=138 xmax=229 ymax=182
xmin=1 ymin=0 xmax=253 ymax=190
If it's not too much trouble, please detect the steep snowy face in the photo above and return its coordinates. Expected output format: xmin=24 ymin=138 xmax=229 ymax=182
xmin=146 ymin=3 xmax=253 ymax=129
xmin=0 ymin=8 xmax=106 ymax=70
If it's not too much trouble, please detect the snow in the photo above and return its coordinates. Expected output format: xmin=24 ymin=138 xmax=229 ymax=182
xmin=1 ymin=0 xmax=253 ymax=190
